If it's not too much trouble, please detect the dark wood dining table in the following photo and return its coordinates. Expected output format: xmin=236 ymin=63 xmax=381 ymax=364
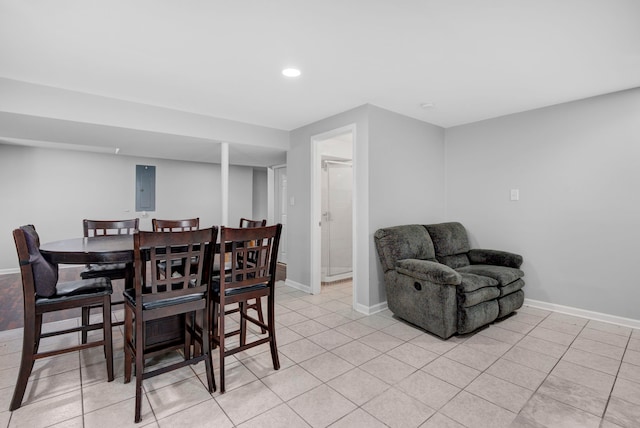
xmin=39 ymin=234 xmax=184 ymax=350
xmin=40 ymin=234 xmax=134 ymax=265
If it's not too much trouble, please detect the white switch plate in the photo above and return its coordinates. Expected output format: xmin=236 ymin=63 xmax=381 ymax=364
xmin=289 ymin=196 xmax=295 ymax=206
xmin=510 ymin=189 xmax=519 ymax=201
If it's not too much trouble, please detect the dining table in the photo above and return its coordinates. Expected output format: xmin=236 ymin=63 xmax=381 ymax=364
xmin=39 ymin=234 xmax=185 ymax=350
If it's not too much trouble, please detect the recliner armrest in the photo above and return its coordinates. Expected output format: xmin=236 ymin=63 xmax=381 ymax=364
xmin=468 ymin=249 xmax=523 ymax=269
xmin=395 ymin=259 xmax=461 ymax=285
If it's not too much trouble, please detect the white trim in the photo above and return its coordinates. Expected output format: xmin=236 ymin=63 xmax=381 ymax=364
xmin=354 ymin=300 xmax=388 ymax=316
xmin=310 ymin=124 xmax=357 ymax=298
xmin=284 ymin=279 xmax=311 ymax=294
xmin=524 ymin=298 xmax=640 ymax=330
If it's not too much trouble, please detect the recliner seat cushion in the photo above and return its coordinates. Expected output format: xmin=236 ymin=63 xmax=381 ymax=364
xmin=499 ymin=278 xmax=525 ymax=297
xmin=458 ymin=272 xmax=498 ymax=293
xmin=456 ymin=265 xmax=524 ymax=286
xmin=458 ymin=286 xmax=500 ymax=308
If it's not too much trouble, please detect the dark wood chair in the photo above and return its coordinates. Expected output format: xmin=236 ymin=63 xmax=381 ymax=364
xmin=152 ymin=218 xmax=200 ymax=276
xmin=123 ymin=228 xmax=217 ymax=423
xmin=10 ymin=225 xmax=114 ymax=411
xmin=236 ymin=218 xmax=267 ymax=333
xmin=152 ymin=217 xmax=199 ymax=232
xmin=80 ymin=219 xmax=139 ymax=343
xmin=212 ymin=224 xmax=282 ymax=393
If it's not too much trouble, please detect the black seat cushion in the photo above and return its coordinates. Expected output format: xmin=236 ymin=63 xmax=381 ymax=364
xmin=21 ymin=225 xmax=58 ymax=297
xmin=123 ymin=288 xmax=204 ymax=310
xmin=211 ymin=278 xmax=268 ymax=296
xmin=36 ymin=277 xmax=112 ymax=305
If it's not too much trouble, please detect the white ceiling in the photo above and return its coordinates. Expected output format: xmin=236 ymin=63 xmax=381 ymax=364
xmin=1 ymin=1 xmax=639 ymax=141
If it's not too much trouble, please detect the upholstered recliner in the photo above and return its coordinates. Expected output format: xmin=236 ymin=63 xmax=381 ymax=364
xmin=374 ymin=222 xmax=524 ymax=339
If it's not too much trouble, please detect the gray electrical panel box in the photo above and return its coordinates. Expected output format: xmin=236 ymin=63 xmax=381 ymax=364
xmin=135 ymin=165 xmax=156 ymax=211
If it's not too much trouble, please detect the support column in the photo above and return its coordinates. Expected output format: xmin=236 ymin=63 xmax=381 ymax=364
xmin=221 ymin=142 xmax=229 ymax=226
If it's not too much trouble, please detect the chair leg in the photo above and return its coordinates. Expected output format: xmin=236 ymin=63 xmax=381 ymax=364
xmin=124 ymin=305 xmax=133 ymax=383
xmin=134 ymin=311 xmax=144 ymax=423
xmin=10 ymin=315 xmax=38 ymax=411
xmin=102 ymin=296 xmax=114 ymax=382
xmin=217 ymin=301 xmax=226 ymax=393
xmin=268 ymin=295 xmax=280 ymax=371
xmin=239 ymin=301 xmax=247 ymax=347
xmin=81 ymin=306 xmax=90 ymax=344
xmin=254 ymin=297 xmax=267 ymax=334
xmin=34 ymin=313 xmax=43 ymax=355
xmin=183 ymin=312 xmax=193 ymax=359
xmin=210 ymin=302 xmax=218 ymax=349
xmin=202 ymin=308 xmax=216 ymax=393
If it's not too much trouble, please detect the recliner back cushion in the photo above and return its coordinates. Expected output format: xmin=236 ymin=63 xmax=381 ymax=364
xmin=374 ymin=225 xmax=435 ymax=272
xmin=424 ymin=222 xmax=471 ymax=268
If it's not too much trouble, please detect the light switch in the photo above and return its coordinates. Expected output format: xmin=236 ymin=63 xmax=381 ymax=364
xmin=510 ymin=189 xmax=520 ymax=201
xmin=290 ymin=196 xmax=295 ymax=206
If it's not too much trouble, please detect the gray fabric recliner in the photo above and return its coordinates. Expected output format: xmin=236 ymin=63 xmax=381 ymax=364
xmin=374 ymin=222 xmax=524 ymax=339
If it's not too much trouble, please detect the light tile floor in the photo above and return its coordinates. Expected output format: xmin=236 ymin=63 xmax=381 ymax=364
xmin=1 ymin=281 xmax=639 ymax=427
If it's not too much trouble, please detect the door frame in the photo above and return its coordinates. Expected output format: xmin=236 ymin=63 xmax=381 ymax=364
xmin=310 ymin=124 xmax=356 ymax=296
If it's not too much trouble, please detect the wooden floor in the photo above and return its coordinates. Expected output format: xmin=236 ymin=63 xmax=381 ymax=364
xmin=0 ymin=263 xmax=287 ymax=331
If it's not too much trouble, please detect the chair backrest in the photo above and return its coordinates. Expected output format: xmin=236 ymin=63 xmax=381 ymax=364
xmin=424 ymin=222 xmax=471 ymax=269
xmin=84 ymin=219 xmax=139 ymax=237
xmin=239 ymin=218 xmax=266 ymax=228
xmin=13 ymin=228 xmax=37 ymax=306
xmin=219 ymin=225 xmax=281 ymax=295
xmin=152 ymin=218 xmax=200 ymax=232
xmin=14 ymin=225 xmax=59 ymax=298
xmin=133 ymin=228 xmax=216 ymax=309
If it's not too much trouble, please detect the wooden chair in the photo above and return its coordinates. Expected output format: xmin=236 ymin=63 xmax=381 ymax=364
xmin=236 ymin=218 xmax=267 ymax=333
xmin=152 ymin=218 xmax=200 ymax=276
xmin=212 ymin=224 xmax=282 ymax=393
xmin=123 ymin=228 xmax=217 ymax=423
xmin=239 ymin=217 xmax=266 ymax=229
xmin=152 ymin=217 xmax=199 ymax=232
xmin=10 ymin=225 xmax=114 ymax=411
xmin=80 ymin=219 xmax=139 ymax=343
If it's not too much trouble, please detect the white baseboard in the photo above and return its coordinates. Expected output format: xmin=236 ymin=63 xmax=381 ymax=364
xmin=524 ymin=298 xmax=640 ymax=330
xmin=282 ymin=278 xmax=388 ymax=315
xmin=355 ymin=300 xmax=388 ymax=316
xmin=284 ymin=279 xmax=311 ymax=294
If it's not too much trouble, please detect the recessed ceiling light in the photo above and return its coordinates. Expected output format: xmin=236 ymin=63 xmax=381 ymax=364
xmin=282 ymin=68 xmax=301 ymax=77
xmin=420 ymin=102 xmax=435 ymax=109
xmin=115 ymin=147 xmax=120 ymax=154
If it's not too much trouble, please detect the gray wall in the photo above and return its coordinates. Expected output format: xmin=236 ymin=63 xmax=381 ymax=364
xmin=287 ymin=104 xmax=446 ymax=310
xmin=445 ymin=88 xmax=640 ymax=319
xmin=288 ymin=105 xmax=370 ymax=305
xmin=0 ymin=143 xmax=257 ymax=270
xmin=368 ymin=106 xmax=446 ymax=306
xmin=252 ymin=167 xmax=268 ymax=222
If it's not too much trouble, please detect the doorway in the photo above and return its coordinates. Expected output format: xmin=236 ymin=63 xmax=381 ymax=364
xmin=321 ymin=157 xmax=352 ymax=283
xmin=311 ymin=125 xmax=355 ymax=295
